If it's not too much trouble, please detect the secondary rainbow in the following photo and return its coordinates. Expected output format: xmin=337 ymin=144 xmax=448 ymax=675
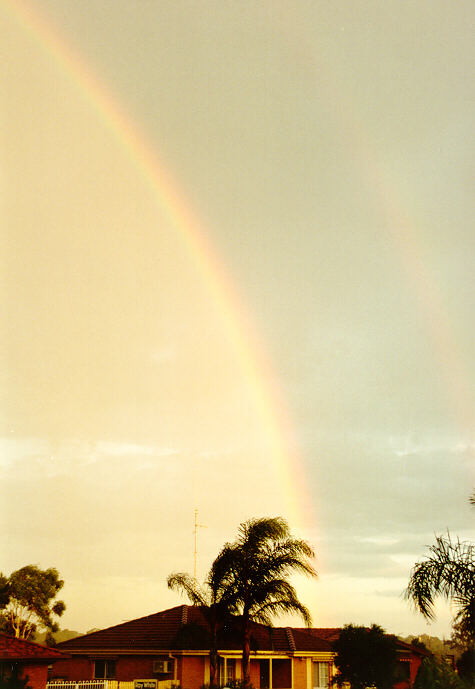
xmin=271 ymin=5 xmax=474 ymax=436
xmin=3 ymin=0 xmax=317 ymax=531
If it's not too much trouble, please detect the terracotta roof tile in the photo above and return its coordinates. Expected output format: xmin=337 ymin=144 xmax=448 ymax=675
xmin=58 ymin=606 xmax=332 ymax=654
xmin=59 ymin=606 xmax=186 ymax=651
xmin=0 ymin=634 xmax=67 ymax=661
xmin=294 ymin=628 xmax=341 ymax=643
xmin=289 ymin=629 xmax=332 ymax=652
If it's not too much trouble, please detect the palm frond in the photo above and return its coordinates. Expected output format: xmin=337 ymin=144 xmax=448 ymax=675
xmin=254 ymin=596 xmax=312 ymax=627
xmin=405 ymin=532 xmax=475 ymax=636
xmin=166 ymin=573 xmax=209 ymax=608
xmin=237 ymin=517 xmax=289 ymax=549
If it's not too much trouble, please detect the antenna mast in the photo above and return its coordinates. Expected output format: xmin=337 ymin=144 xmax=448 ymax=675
xmin=193 ymin=508 xmax=207 ymax=584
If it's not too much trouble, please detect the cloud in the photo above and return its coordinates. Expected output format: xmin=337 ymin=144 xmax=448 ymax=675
xmin=392 ymin=438 xmax=475 ymax=458
xmin=0 ymin=435 xmax=295 ymax=589
xmin=357 ymin=536 xmax=400 ymax=546
xmin=95 ymin=441 xmax=178 ymax=458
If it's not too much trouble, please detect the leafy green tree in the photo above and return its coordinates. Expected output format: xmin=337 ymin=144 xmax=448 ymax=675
xmin=451 ymin=618 xmax=474 ymax=654
xmin=331 ymin=624 xmax=398 ymax=689
xmin=457 ymin=649 xmax=475 ymax=686
xmin=0 ymin=574 xmax=10 ymax=608
xmin=167 ymin=552 xmax=236 ymax=687
xmin=405 ymin=533 xmax=475 ymax=642
xmin=413 ymin=656 xmax=468 ymax=689
xmin=0 ymin=665 xmax=32 ymax=689
xmin=0 ymin=566 xmax=65 ymax=640
xmin=214 ymin=517 xmax=317 ymax=685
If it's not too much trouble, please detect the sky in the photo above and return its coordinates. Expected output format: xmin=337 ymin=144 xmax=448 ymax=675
xmin=1 ymin=0 xmax=474 ymax=640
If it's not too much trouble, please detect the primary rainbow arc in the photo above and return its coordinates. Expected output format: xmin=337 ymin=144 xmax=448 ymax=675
xmin=4 ymin=0 xmax=315 ymax=530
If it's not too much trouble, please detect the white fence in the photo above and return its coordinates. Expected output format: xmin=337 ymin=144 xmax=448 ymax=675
xmin=47 ymin=682 xmax=178 ymax=689
xmin=47 ymin=683 xmax=134 ymax=689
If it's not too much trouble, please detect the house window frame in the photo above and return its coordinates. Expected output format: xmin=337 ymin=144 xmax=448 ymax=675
xmin=312 ymin=661 xmax=330 ymax=689
xmin=256 ymin=658 xmax=292 ymax=689
xmin=93 ymin=659 xmax=116 ymax=679
xmin=271 ymin=658 xmax=292 ymax=689
xmin=225 ymin=658 xmax=236 ymax=684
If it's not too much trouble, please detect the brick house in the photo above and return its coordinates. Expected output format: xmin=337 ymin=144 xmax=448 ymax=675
xmin=51 ymin=606 xmax=427 ymax=689
xmin=0 ymin=633 xmax=67 ymax=689
xmin=52 ymin=606 xmax=333 ymax=689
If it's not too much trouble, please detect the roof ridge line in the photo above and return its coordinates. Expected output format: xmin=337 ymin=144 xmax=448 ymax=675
xmin=285 ymin=627 xmax=296 ymax=651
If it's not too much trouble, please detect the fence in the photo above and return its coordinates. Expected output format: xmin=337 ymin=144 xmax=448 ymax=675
xmin=47 ymin=683 xmax=134 ymax=689
xmin=47 ymin=681 xmax=179 ymax=689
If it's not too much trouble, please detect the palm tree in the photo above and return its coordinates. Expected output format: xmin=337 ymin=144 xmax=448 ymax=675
xmin=167 ymin=555 xmax=235 ymax=686
xmin=214 ymin=517 xmax=317 ymax=685
xmin=405 ymin=532 xmax=475 ymax=640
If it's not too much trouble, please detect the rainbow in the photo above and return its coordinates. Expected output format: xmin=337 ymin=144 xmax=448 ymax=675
xmin=269 ymin=4 xmax=474 ymax=437
xmin=4 ymin=0 xmax=472 ymax=543
xmin=3 ymin=0 xmax=316 ymax=530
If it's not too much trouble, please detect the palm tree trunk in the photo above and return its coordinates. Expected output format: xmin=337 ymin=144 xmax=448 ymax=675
xmin=210 ymin=610 xmax=218 ymax=687
xmin=209 ymin=649 xmax=218 ymax=687
xmin=241 ymin=611 xmax=251 ymax=686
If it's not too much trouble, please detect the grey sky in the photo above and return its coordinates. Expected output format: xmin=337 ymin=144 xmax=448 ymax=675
xmin=1 ymin=0 xmax=473 ymax=638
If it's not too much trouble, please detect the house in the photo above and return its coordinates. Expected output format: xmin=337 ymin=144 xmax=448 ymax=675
xmin=391 ymin=639 xmax=429 ymax=689
xmin=0 ymin=633 xmax=67 ymax=689
xmin=50 ymin=606 xmax=428 ymax=689
xmin=51 ymin=606 xmax=334 ymax=689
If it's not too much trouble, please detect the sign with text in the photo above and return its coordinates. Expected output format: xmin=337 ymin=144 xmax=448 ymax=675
xmin=134 ymin=681 xmax=157 ymax=689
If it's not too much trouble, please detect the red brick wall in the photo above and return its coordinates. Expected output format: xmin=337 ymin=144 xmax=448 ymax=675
xmin=116 ymin=657 xmax=153 ymax=680
xmin=292 ymin=658 xmax=307 ymax=689
xmin=20 ymin=663 xmax=49 ymax=689
xmin=249 ymin=660 xmax=260 ymax=688
xmin=175 ymin=656 xmax=183 ymax=684
xmin=410 ymin=656 xmax=422 ymax=685
xmin=394 ymin=655 xmax=423 ymax=689
xmin=116 ymin=657 xmax=174 ymax=681
xmin=51 ymin=656 xmax=178 ymax=683
xmin=50 ymin=657 xmax=93 ymax=680
xmin=181 ymin=656 xmax=205 ymax=689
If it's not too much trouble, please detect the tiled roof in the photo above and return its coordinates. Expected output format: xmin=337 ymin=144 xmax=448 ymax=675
xmin=0 ymin=634 xmax=66 ymax=661
xmin=58 ymin=606 xmax=332 ymax=654
xmin=59 ymin=606 xmax=189 ymax=652
xmin=394 ymin=639 xmax=431 ymax=657
xmin=290 ymin=628 xmax=333 ymax=652
xmin=296 ymin=628 xmax=341 ymax=643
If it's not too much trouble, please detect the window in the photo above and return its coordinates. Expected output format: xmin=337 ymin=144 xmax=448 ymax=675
xmin=272 ymin=659 xmax=291 ymax=689
xmin=259 ymin=660 xmax=270 ymax=689
xmin=313 ymin=662 xmax=330 ymax=689
xmin=226 ymin=659 xmax=235 ymax=684
xmin=94 ymin=660 xmax=116 ymax=679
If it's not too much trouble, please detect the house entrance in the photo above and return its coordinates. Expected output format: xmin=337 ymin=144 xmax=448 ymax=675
xmin=259 ymin=660 xmax=269 ymax=689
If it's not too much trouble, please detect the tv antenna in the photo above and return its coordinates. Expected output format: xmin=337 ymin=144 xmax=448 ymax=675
xmin=193 ymin=508 xmax=207 ymax=584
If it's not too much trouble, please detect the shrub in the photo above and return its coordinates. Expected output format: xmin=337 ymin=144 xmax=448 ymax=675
xmin=414 ymin=656 xmax=469 ymax=689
